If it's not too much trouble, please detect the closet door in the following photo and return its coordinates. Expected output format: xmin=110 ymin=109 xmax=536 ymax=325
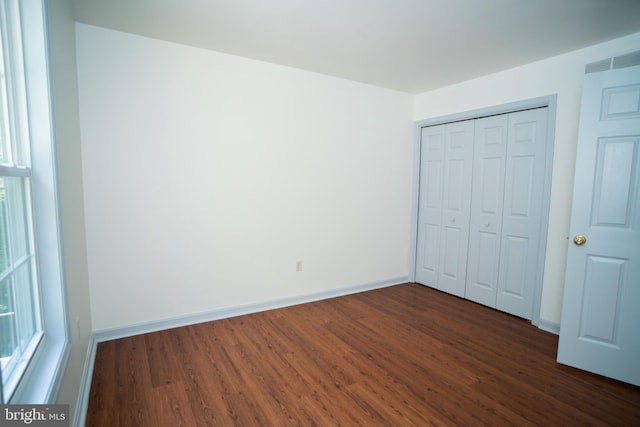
xmin=465 ymin=115 xmax=508 ymax=306
xmin=465 ymin=108 xmax=548 ymax=318
xmin=496 ymin=108 xmax=548 ymax=319
xmin=415 ymin=124 xmax=446 ymax=286
xmin=415 ymin=106 xmax=550 ymax=320
xmin=416 ymin=121 xmax=474 ymax=297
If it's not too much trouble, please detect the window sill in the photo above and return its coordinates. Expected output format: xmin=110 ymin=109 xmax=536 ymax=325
xmin=8 ymin=335 xmax=69 ymax=403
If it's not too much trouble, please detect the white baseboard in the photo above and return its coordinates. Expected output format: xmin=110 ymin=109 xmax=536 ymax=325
xmin=93 ymin=277 xmax=408 ymax=343
xmin=72 ymin=334 xmax=97 ymax=427
xmin=75 ymin=277 xmax=407 ymax=426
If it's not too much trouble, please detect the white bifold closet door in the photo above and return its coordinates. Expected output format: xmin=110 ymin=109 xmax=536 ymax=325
xmin=415 ymin=121 xmax=474 ymax=297
xmin=465 ymin=108 xmax=548 ymax=319
xmin=416 ymin=107 xmax=548 ymax=320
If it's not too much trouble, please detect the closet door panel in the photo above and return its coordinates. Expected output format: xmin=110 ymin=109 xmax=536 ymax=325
xmin=497 ymin=108 xmax=548 ymax=318
xmin=502 ymin=235 xmax=529 ymax=296
xmin=445 ymin=158 xmax=466 ymax=211
xmin=466 ymin=115 xmax=508 ymax=306
xmin=470 ymin=230 xmax=500 ymax=287
xmin=441 ymin=226 xmax=463 ymax=277
xmin=420 ymin=223 xmax=440 ymax=278
xmin=438 ymin=121 xmax=474 ymax=297
xmin=509 ymin=156 xmax=536 ymax=215
xmin=415 ymin=125 xmax=445 ymax=285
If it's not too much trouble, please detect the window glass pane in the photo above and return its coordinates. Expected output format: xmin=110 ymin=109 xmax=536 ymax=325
xmin=0 ymin=177 xmax=32 ymax=272
xmin=6 ymin=177 xmax=30 ymax=261
xmin=0 ymin=275 xmax=16 ymax=359
xmin=0 ymin=175 xmax=40 ymax=395
xmin=0 ymin=262 xmax=40 ymax=395
xmin=0 ymin=177 xmax=9 ymax=273
xmin=0 ymin=274 xmax=17 ymax=379
xmin=14 ymin=261 xmax=38 ymax=348
xmin=0 ymin=37 xmax=9 ymax=164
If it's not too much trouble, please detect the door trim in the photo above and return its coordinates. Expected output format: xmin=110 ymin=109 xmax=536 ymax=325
xmin=409 ymin=95 xmax=557 ymax=328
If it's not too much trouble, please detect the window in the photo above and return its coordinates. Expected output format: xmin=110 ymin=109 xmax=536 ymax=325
xmin=0 ymin=0 xmax=68 ymax=403
xmin=0 ymin=0 xmax=43 ymax=399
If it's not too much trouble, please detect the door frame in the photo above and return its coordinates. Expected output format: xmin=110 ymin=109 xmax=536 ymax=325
xmin=409 ymin=95 xmax=557 ymax=328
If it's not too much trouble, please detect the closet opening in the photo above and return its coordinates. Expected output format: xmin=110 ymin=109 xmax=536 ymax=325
xmin=409 ymin=96 xmax=556 ymax=327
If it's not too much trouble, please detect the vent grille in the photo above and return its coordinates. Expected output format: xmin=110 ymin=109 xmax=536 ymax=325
xmin=585 ymin=59 xmax=611 ymax=74
xmin=585 ymin=50 xmax=640 ymax=73
xmin=613 ymin=51 xmax=640 ymax=69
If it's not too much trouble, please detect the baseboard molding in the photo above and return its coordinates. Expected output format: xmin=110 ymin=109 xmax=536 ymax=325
xmin=537 ymin=319 xmax=560 ymax=335
xmin=72 ymin=334 xmax=97 ymax=427
xmin=93 ymin=277 xmax=407 ymax=343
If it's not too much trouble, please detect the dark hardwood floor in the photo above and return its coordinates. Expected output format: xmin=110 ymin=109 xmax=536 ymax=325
xmin=86 ymin=283 xmax=640 ymax=426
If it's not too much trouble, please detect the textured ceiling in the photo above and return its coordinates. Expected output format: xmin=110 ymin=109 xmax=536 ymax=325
xmin=71 ymin=0 xmax=640 ymax=93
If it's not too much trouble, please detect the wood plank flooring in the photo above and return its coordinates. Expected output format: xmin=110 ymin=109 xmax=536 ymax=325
xmin=86 ymin=283 xmax=640 ymax=426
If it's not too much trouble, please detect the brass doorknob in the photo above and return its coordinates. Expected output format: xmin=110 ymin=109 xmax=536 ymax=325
xmin=573 ymin=235 xmax=587 ymax=246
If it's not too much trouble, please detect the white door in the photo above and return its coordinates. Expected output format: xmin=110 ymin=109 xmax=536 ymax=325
xmin=557 ymin=65 xmax=640 ymax=386
xmin=465 ymin=109 xmax=548 ymax=319
xmin=496 ymin=108 xmax=548 ymax=319
xmin=465 ymin=114 xmax=508 ymax=307
xmin=415 ymin=124 xmax=446 ymax=287
xmin=415 ymin=121 xmax=474 ymax=297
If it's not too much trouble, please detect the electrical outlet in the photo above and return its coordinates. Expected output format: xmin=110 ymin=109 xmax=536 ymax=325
xmin=296 ymin=260 xmax=303 ymax=272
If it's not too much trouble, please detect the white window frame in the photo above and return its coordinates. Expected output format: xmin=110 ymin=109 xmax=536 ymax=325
xmin=0 ymin=0 xmax=68 ymax=404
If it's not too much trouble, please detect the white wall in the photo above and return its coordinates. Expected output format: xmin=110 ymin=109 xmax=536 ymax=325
xmin=75 ymin=24 xmax=414 ymax=331
xmin=414 ymin=32 xmax=640 ymax=324
xmin=46 ymin=0 xmax=92 ymax=422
